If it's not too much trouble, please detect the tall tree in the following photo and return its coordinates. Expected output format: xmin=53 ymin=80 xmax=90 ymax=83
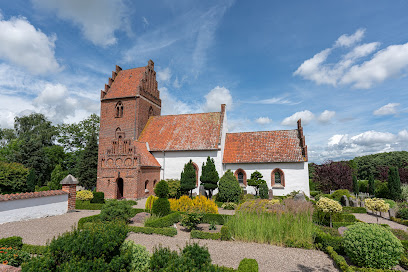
xmin=388 ymin=167 xmax=402 ymax=201
xmin=368 ymin=173 xmax=375 ymax=196
xmin=247 ymin=171 xmax=266 ymax=196
xmin=200 ymin=157 xmax=219 ymax=198
xmin=313 ymin=161 xmax=353 ymax=193
xmin=352 ymin=175 xmax=359 ymax=195
xmin=48 ymin=164 xmax=68 ymax=190
xmin=180 ymin=160 xmax=196 ymax=196
xmin=0 ymin=161 xmax=29 ymax=194
xmin=78 ymin=133 xmax=98 ymax=189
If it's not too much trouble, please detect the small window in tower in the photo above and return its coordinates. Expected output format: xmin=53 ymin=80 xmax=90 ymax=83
xmin=115 ymin=101 xmax=124 ymax=118
xmin=148 ymin=106 xmax=154 ymax=118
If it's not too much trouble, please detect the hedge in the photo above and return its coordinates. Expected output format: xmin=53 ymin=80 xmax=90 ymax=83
xmin=145 ymin=212 xmax=181 ymax=228
xmin=238 ymin=258 xmax=259 ymax=272
xmin=201 ymin=214 xmax=232 ymax=225
xmin=0 ymin=236 xmax=23 ymax=249
xmin=314 ymin=229 xmax=344 ymax=255
xmin=342 ymin=207 xmax=367 ymax=214
xmin=77 ymin=214 xmax=101 ymax=229
xmin=75 ymin=200 xmax=104 ymax=210
xmin=190 ymin=230 xmax=221 ymax=240
xmin=220 ymin=225 xmax=231 ymax=241
xmin=332 ymin=222 xmax=356 ymax=228
xmin=390 ymin=216 xmax=408 ymax=226
xmin=21 ymin=244 xmax=48 ymax=255
xmin=128 ymin=226 xmax=177 ymax=237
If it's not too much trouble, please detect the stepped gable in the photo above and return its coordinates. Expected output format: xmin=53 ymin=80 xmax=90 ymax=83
xmin=138 ymin=112 xmax=222 ymax=151
xmin=223 ymin=128 xmax=307 ymax=164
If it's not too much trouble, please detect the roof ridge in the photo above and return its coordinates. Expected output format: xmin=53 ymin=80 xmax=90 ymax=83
xmin=227 ymin=129 xmax=298 ymax=134
xmin=158 ymin=111 xmax=220 ymax=117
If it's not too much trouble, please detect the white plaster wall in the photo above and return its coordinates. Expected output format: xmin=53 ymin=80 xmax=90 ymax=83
xmin=152 ymin=150 xmax=223 ymax=195
xmin=0 ymin=194 xmax=68 ymax=224
xmin=224 ymin=162 xmax=310 ymax=196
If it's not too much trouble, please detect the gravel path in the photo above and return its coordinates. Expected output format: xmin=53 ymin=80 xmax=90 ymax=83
xmin=0 ymin=210 xmax=100 ymax=245
xmin=127 ymin=225 xmax=338 ymax=272
xmin=353 ymin=213 xmax=408 ymax=231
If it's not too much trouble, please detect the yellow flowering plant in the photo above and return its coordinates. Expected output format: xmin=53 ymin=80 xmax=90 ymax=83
xmin=316 ymin=197 xmax=342 ymax=228
xmin=76 ymin=190 xmax=93 ymax=201
xmin=168 ymin=195 xmax=218 ymax=214
xmin=364 ymin=198 xmax=389 ymax=224
xmin=145 ymin=195 xmax=158 ymax=211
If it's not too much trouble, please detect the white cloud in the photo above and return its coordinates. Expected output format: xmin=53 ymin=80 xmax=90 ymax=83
xmin=335 ymin=28 xmax=365 ymax=47
xmin=0 ymin=94 xmax=36 ymax=128
xmin=255 ymin=117 xmax=272 ymax=125
xmin=398 ymin=130 xmax=408 ymax=140
xmin=32 ymin=0 xmax=126 ymax=47
xmin=247 ymin=96 xmax=299 ymax=105
xmin=373 ymin=103 xmax=400 ymax=116
xmin=157 ymin=67 xmax=172 ymax=82
xmin=203 ymin=86 xmax=233 ymax=112
xmin=160 ymin=87 xmax=192 ymax=115
xmin=281 ymin=110 xmax=315 ymax=126
xmin=295 ymin=29 xmax=408 ymax=89
xmin=318 ymin=110 xmax=336 ymax=123
xmin=0 ymin=15 xmax=60 ymax=75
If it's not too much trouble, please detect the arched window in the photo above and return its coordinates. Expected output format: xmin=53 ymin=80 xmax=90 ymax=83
xmin=191 ymin=162 xmax=199 ymax=187
xmin=115 ymin=101 xmax=124 ymax=118
xmin=271 ymin=168 xmax=285 ymax=187
xmin=234 ymin=169 xmax=247 ymax=186
xmin=145 ymin=180 xmax=149 ymax=193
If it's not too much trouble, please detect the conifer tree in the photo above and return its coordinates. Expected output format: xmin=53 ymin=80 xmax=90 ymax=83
xmin=200 ymin=157 xmax=219 ymax=198
xmin=368 ymin=173 xmax=375 ymax=196
xmin=26 ymin=168 xmax=37 ymax=192
xmin=247 ymin=171 xmax=266 ymax=196
xmin=180 ymin=160 xmax=196 ymax=196
xmin=388 ymin=167 xmax=402 ymax=201
xmin=352 ymin=175 xmax=359 ymax=195
xmin=48 ymin=164 xmax=67 ymax=190
xmin=78 ymin=133 xmax=98 ymax=189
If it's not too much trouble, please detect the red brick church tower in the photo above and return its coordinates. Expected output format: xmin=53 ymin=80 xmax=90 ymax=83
xmin=97 ymin=60 xmax=162 ymax=199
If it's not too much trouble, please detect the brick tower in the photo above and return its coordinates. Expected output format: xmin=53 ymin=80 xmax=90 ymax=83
xmin=97 ymin=60 xmax=162 ymax=199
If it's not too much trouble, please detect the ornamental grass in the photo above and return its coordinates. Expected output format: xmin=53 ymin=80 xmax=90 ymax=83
xmin=227 ymin=199 xmax=314 ymax=248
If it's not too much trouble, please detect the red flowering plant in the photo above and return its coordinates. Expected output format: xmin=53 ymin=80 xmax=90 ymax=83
xmin=0 ymin=247 xmax=30 ymax=267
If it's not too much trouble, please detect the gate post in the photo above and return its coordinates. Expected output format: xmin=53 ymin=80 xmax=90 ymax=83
xmin=61 ymin=174 xmax=79 ymax=212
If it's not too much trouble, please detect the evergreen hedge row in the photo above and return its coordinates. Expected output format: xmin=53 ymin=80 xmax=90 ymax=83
xmin=190 ymin=230 xmax=221 ymax=240
xmin=144 ymin=212 xmax=181 ymax=228
xmin=128 ymin=226 xmax=177 ymax=237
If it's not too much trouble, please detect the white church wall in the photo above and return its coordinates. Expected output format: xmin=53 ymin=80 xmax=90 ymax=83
xmin=224 ymin=162 xmax=310 ymax=196
xmin=151 ymin=150 xmax=223 ymax=195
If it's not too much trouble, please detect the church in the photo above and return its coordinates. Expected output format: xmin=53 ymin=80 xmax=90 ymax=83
xmin=97 ymin=60 xmax=310 ymax=199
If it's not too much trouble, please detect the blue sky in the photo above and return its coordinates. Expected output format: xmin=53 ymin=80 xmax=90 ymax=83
xmin=0 ymin=0 xmax=407 ymax=163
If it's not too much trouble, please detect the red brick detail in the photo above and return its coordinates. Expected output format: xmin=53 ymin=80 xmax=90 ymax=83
xmin=234 ymin=169 xmax=247 ymax=186
xmin=297 ymin=119 xmax=308 ymax=161
xmin=223 ymin=130 xmax=306 ymax=163
xmin=271 ymin=168 xmax=285 ymax=187
xmin=138 ymin=112 xmax=222 ymax=151
xmin=62 ymin=185 xmax=76 ymax=211
xmin=192 ymin=162 xmax=199 ymax=187
xmin=0 ymin=190 xmax=67 ymax=202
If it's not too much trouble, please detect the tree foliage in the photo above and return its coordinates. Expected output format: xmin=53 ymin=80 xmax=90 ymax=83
xmin=200 ymin=157 xmax=219 ymax=198
xmin=78 ymin=133 xmax=98 ymax=189
xmin=48 ymin=164 xmax=67 ymax=190
xmin=247 ymin=171 xmax=266 ymax=196
xmin=352 ymin=175 xmax=359 ymax=195
xmin=313 ymin=161 xmax=353 ymax=193
xmin=180 ymin=160 xmax=196 ymax=196
xmin=368 ymin=173 xmax=375 ymax=196
xmin=217 ymin=169 xmax=241 ymax=203
xmin=388 ymin=167 xmax=402 ymax=201
xmin=0 ymin=161 xmax=29 ymax=194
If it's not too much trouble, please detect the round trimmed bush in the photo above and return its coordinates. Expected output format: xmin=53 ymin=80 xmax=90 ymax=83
xmin=259 ymin=182 xmax=269 ymax=199
xmin=218 ymin=170 xmax=242 ymax=203
xmin=152 ymin=198 xmax=171 ymax=217
xmin=154 ymin=180 xmax=169 ymax=198
xmin=343 ymin=223 xmax=403 ymax=269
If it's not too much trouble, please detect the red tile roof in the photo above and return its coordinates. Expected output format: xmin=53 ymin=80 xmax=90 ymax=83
xmin=133 ymin=141 xmax=161 ymax=167
xmin=223 ymin=130 xmax=306 ymax=163
xmin=0 ymin=190 xmax=68 ymax=202
xmin=138 ymin=112 xmax=222 ymax=151
xmin=104 ymin=67 xmax=145 ymax=99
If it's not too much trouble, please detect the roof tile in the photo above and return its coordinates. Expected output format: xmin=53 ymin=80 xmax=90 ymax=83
xmin=104 ymin=67 xmax=145 ymax=99
xmin=133 ymin=142 xmax=161 ymax=167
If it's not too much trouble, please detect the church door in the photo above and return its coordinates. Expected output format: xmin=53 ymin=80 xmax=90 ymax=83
xmin=117 ymin=178 xmax=124 ymax=199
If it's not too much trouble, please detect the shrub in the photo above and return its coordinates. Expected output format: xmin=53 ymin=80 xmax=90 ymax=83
xmin=397 ymin=208 xmax=408 ymax=220
xmin=0 ymin=236 xmax=23 ymax=249
xmin=238 ymin=258 xmax=258 ymax=272
xmin=313 ymin=228 xmax=344 ymax=255
xmin=330 ymin=189 xmax=351 ymax=202
xmin=383 ymin=199 xmax=396 ymax=208
xmin=21 ymin=244 xmax=48 ymax=255
xmin=145 ymin=195 xmax=158 ymax=210
xmin=342 ymin=207 xmax=366 ymax=213
xmin=343 ymin=223 xmax=403 ymax=269
xmin=21 ymin=255 xmax=55 ymax=271
xmin=375 ymin=181 xmax=389 ymax=198
xmin=402 ymin=184 xmax=408 ymax=201
xmin=364 ymin=198 xmax=389 ymax=221
xmin=181 ymin=213 xmax=203 ymax=231
xmin=388 ymin=167 xmax=402 ymax=201
xmin=169 ymin=195 xmax=218 ymax=214
xmin=99 ymin=199 xmax=133 ymax=222
xmin=144 ymin=212 xmax=181 ymax=228
xmin=182 ymin=243 xmax=211 ymax=269
xmin=77 ymin=214 xmax=101 ymax=229
xmin=167 ymin=179 xmax=181 ymax=198
xmin=218 ymin=170 xmax=242 ymax=203
xmin=0 ymin=247 xmax=30 ymax=267
xmin=36 ymin=186 xmax=50 ymax=192
xmin=358 ymin=180 xmax=369 ymax=193
xmin=120 ymin=241 xmax=150 ymax=272
xmin=220 ymin=225 xmax=231 ymax=241
xmin=221 ymin=202 xmax=237 ymax=210
xmin=200 ymin=156 xmax=219 ymax=198
xmin=149 ymin=245 xmax=179 ymax=271
xmin=191 ymin=230 xmax=221 ymax=240
xmin=310 ymin=191 xmax=321 ymax=197
xmin=180 ymin=160 xmax=196 ymax=196
xmin=152 ymin=198 xmax=171 ymax=217
xmin=259 ymin=182 xmax=269 ymax=199
xmin=155 ymin=180 xmax=169 ymax=198
xmin=247 ymin=171 xmax=266 ymax=196
xmin=242 ymin=194 xmax=256 ymax=202
xmin=316 ymin=197 xmax=342 ymax=227
xmin=75 ymin=200 xmax=104 ymax=210
xmin=90 ymin=191 xmax=105 ymax=204
xmin=76 ymin=190 xmax=93 ymax=201
xmin=128 ymin=226 xmax=177 ymax=237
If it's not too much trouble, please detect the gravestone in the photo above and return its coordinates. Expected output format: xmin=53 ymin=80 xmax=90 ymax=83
xmin=293 ymin=192 xmax=306 ymax=202
xmin=199 ymin=185 xmax=207 ymax=197
xmin=268 ymin=189 xmax=273 ymax=200
xmin=340 ymin=195 xmax=349 ymax=206
xmin=349 ymin=198 xmax=358 ymax=207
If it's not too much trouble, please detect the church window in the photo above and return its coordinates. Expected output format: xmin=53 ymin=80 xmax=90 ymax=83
xmin=271 ymin=168 xmax=285 ymax=187
xmin=238 ymin=172 xmax=244 ymax=184
xmin=275 ymin=172 xmax=281 ymax=184
xmin=234 ymin=169 xmax=247 ymax=186
xmin=115 ymin=101 xmax=124 ymax=118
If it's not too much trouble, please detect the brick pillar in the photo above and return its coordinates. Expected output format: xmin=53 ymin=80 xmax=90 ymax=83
xmin=60 ymin=174 xmax=79 ymax=212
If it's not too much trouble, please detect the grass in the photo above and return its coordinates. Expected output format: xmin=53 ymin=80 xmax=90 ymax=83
xmin=226 ymin=199 xmax=314 ymax=248
xmin=75 ymin=200 xmax=104 ymax=210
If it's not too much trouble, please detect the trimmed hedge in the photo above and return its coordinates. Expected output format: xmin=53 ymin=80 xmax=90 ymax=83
xmin=128 ymin=226 xmax=177 ymax=237
xmin=390 ymin=216 xmax=408 ymax=226
xmin=220 ymin=225 xmax=231 ymax=241
xmin=190 ymin=230 xmax=221 ymax=240
xmin=238 ymin=258 xmax=259 ymax=272
xmin=314 ymin=228 xmax=344 ymax=255
xmin=201 ymin=213 xmax=232 ymax=225
xmin=77 ymin=214 xmax=101 ymax=229
xmin=22 ymin=244 xmax=48 ymax=255
xmin=90 ymin=192 xmax=105 ymax=204
xmin=75 ymin=200 xmax=104 ymax=210
xmin=145 ymin=212 xmax=181 ymax=228
xmin=342 ymin=207 xmax=367 ymax=213
xmin=0 ymin=236 xmax=23 ymax=249
xmin=332 ymin=222 xmax=356 ymax=228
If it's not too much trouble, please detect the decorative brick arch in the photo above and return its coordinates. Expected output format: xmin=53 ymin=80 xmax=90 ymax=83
xmin=271 ymin=168 xmax=285 ymax=187
xmin=234 ymin=169 xmax=247 ymax=186
xmin=191 ymin=162 xmax=199 ymax=187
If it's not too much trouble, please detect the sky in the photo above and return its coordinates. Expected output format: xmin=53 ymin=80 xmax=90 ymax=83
xmin=0 ymin=0 xmax=407 ymax=163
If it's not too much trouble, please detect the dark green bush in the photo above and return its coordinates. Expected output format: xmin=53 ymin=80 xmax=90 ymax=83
xmin=217 ymin=170 xmax=242 ymax=203
xmin=397 ymin=208 xmax=408 ymax=220
xmin=201 ymin=213 xmax=231 ymax=225
xmin=400 ymin=253 xmax=408 ymax=270
xmin=330 ymin=189 xmax=352 ymax=201
xmin=99 ymin=199 xmax=133 ymax=222
xmin=238 ymin=258 xmax=259 ymax=272
xmin=182 ymin=243 xmax=211 ymax=269
xmin=152 ymin=197 xmax=171 ymax=217
xmin=325 ymin=246 xmax=353 ymax=272
xmin=22 ymin=255 xmax=55 ymax=271
xmin=36 ymin=186 xmax=50 ymax=192
xmin=191 ymin=230 xmax=221 ymax=240
xmin=118 ymin=241 xmax=150 ymax=272
xmin=90 ymin=191 xmax=105 ymax=204
xmin=181 ymin=213 xmax=203 ymax=231
xmin=220 ymin=225 xmax=231 ymax=241
xmin=144 ymin=212 xmax=181 ymax=228
xmin=77 ymin=214 xmax=101 ymax=229
xmin=21 ymin=244 xmax=48 ymax=255
xmin=155 ymin=180 xmax=169 ymax=198
xmin=343 ymin=223 xmax=403 ymax=269
xmin=128 ymin=226 xmax=177 ymax=237
xmin=375 ymin=182 xmax=389 ymax=198
xmin=358 ymin=180 xmax=369 ymax=193
xmin=58 ymin=257 xmax=110 ymax=272
xmin=167 ymin=179 xmax=181 ymax=198
xmin=313 ymin=228 xmax=344 ymax=255
xmin=342 ymin=207 xmax=366 ymax=213
xmin=310 ymin=191 xmax=321 ymax=197
xmin=0 ymin=236 xmax=23 ymax=249
xmin=130 ymin=208 xmax=146 ymax=216
xmin=259 ymin=182 xmax=269 ymax=199
xmin=75 ymin=200 xmax=104 ymax=210
xmin=332 ymin=222 xmax=356 ymax=228
xmin=150 ymin=245 xmax=179 ymax=271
